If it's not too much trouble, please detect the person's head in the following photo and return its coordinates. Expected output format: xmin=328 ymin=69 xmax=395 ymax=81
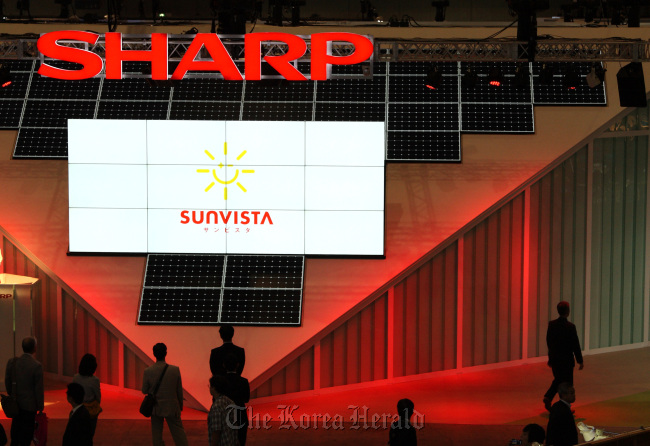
xmin=219 ymin=325 xmax=235 ymax=342
xmin=78 ymin=353 xmax=98 ymax=377
xmin=223 ymin=353 xmax=239 ymax=373
xmin=209 ymin=375 xmax=229 ymax=398
xmin=522 ymin=423 xmax=545 ymax=445
xmin=396 ymin=398 xmax=415 ymax=421
xmin=557 ymin=301 xmax=570 ymax=317
xmin=153 ymin=343 xmax=167 ymax=361
xmin=557 ymin=382 xmax=576 ymax=404
xmin=22 ymin=337 xmax=36 ymax=354
xmin=66 ymin=382 xmax=85 ymax=407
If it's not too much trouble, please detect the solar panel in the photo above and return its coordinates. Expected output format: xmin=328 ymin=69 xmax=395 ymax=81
xmin=138 ymin=254 xmax=304 ymax=325
xmin=97 ymin=101 xmax=169 ymax=119
xmin=13 ymin=128 xmax=68 ymax=158
xmin=0 ymin=73 xmax=30 ymax=99
xmin=28 ymin=77 xmax=101 ymax=100
xmin=244 ymin=79 xmax=314 ymax=102
xmin=387 ymin=131 xmax=460 ymax=161
xmin=242 ymin=102 xmax=313 ymax=121
xmin=100 ymin=79 xmax=172 ymax=101
xmin=389 ymin=75 xmax=459 ymax=103
xmin=22 ymin=100 xmax=96 ymax=127
xmin=170 ymin=101 xmax=241 ymax=120
xmin=461 ymin=103 xmax=534 ymax=133
xmin=388 ymin=103 xmax=459 ymax=131
xmin=316 ymin=77 xmax=386 ymax=102
xmin=172 ymin=79 xmax=243 ymax=101
xmin=532 ymin=62 xmax=607 ymax=105
xmin=0 ymin=100 xmax=24 ymax=128
xmin=390 ymin=62 xmax=457 ymax=75
xmin=315 ymin=102 xmax=385 ymax=121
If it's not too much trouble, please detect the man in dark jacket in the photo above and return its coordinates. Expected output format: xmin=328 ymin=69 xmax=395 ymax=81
xmin=210 ymin=325 xmax=245 ymax=377
xmin=4 ymin=337 xmax=44 ymax=446
xmin=223 ymin=354 xmax=250 ymax=446
xmin=546 ymin=383 xmax=578 ymax=446
xmin=62 ymin=382 xmax=93 ymax=446
xmin=543 ymin=301 xmax=584 ymax=411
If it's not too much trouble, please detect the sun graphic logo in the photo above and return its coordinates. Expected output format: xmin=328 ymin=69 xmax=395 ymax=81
xmin=196 ymin=142 xmax=255 ymax=200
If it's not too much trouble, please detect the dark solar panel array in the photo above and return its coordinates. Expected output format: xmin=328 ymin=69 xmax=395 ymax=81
xmin=138 ymin=254 xmax=304 ymax=325
xmin=5 ymin=60 xmax=606 ymax=161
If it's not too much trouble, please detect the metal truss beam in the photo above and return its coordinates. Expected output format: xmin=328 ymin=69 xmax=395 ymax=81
xmin=1 ymin=35 xmax=649 ymax=65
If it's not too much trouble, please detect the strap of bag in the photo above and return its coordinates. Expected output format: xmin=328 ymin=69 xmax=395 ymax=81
xmin=10 ymin=358 xmax=17 ymax=395
xmin=151 ymin=364 xmax=169 ymax=396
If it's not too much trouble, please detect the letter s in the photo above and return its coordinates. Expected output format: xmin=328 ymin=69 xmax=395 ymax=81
xmin=180 ymin=210 xmax=189 ymax=224
xmin=37 ymin=31 xmax=103 ymax=80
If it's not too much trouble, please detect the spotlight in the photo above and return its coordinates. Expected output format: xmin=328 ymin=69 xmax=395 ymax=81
xmin=487 ymin=67 xmax=503 ymax=87
xmin=539 ymin=63 xmax=555 ymax=85
xmin=462 ymin=66 xmax=478 ymax=89
xmin=0 ymin=64 xmax=12 ymax=88
xmin=514 ymin=63 xmax=530 ymax=88
xmin=586 ymin=63 xmax=606 ymax=88
xmin=564 ymin=65 xmax=580 ymax=90
xmin=617 ymin=62 xmax=647 ymax=107
xmin=432 ymin=1 xmax=449 ymax=22
xmin=425 ymin=67 xmax=443 ymax=90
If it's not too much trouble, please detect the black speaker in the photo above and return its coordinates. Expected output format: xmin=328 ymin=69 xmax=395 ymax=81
xmin=617 ymin=62 xmax=647 ymax=108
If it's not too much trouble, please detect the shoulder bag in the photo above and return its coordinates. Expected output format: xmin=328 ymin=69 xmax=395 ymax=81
xmin=1 ymin=358 xmax=19 ymax=418
xmin=139 ymin=364 xmax=169 ymax=418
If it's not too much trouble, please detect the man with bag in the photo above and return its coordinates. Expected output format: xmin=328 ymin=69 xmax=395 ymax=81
xmin=4 ymin=337 xmax=44 ymax=446
xmin=142 ymin=343 xmax=188 ymax=446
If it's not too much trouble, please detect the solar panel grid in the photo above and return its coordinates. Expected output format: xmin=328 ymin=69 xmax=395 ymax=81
xmin=138 ymin=254 xmax=304 ymax=325
xmin=28 ymin=77 xmax=101 ymax=100
xmin=315 ymin=102 xmax=385 ymax=121
xmin=13 ymin=128 xmax=68 ymax=158
xmin=172 ymin=79 xmax=243 ymax=101
xmin=100 ymin=79 xmax=172 ymax=100
xmin=242 ymin=101 xmax=313 ymax=120
xmin=388 ymin=103 xmax=459 ymax=131
xmin=0 ymin=100 xmax=24 ymax=128
xmin=0 ymin=73 xmax=30 ymax=99
xmin=387 ymin=131 xmax=460 ymax=161
xmin=316 ymin=77 xmax=387 ymax=102
xmin=389 ymin=75 xmax=459 ymax=103
xmin=170 ymin=101 xmax=241 ymax=120
xmin=97 ymin=101 xmax=169 ymax=119
xmin=462 ymin=103 xmax=534 ymax=132
xmin=244 ymin=79 xmax=314 ymax=102
xmin=22 ymin=100 xmax=97 ymax=127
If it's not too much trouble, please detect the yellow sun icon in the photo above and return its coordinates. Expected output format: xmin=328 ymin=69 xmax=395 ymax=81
xmin=196 ymin=142 xmax=255 ymax=200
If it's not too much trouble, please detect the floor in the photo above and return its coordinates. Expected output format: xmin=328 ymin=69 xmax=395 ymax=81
xmin=1 ymin=347 xmax=649 ymax=445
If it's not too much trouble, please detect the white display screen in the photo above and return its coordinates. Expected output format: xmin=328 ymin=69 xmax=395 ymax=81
xmin=68 ymin=120 xmax=385 ymax=255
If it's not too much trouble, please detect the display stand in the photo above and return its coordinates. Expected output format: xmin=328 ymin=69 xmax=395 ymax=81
xmin=0 ymin=273 xmax=38 ymax=392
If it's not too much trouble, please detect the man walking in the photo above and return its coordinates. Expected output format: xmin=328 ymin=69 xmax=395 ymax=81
xmin=4 ymin=337 xmax=44 ymax=446
xmin=543 ymin=301 xmax=584 ymax=411
xmin=142 ymin=343 xmax=188 ymax=446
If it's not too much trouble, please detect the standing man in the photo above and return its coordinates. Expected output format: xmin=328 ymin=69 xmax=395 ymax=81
xmin=546 ymin=382 xmax=578 ymax=446
xmin=210 ymin=325 xmax=245 ymax=377
xmin=543 ymin=301 xmax=584 ymax=411
xmin=142 ymin=343 xmax=188 ymax=446
xmin=4 ymin=337 xmax=44 ymax=446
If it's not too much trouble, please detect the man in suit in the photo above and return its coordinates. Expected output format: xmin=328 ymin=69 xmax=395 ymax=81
xmin=142 ymin=343 xmax=188 ymax=446
xmin=210 ymin=325 xmax=245 ymax=377
xmin=543 ymin=301 xmax=584 ymax=411
xmin=62 ymin=382 xmax=93 ymax=446
xmin=546 ymin=382 xmax=578 ymax=446
xmin=4 ymin=337 xmax=44 ymax=446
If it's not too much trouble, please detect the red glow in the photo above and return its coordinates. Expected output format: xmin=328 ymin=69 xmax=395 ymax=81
xmin=569 ymin=86 xmax=576 ymax=90
xmin=1 ymin=81 xmax=10 ymax=88
xmin=426 ymin=84 xmax=436 ymax=90
xmin=489 ymin=80 xmax=501 ymax=87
